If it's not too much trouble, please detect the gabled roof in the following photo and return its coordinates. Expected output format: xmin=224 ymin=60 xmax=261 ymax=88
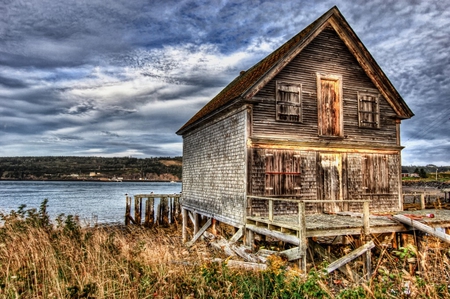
xmin=177 ymin=6 xmax=414 ymax=135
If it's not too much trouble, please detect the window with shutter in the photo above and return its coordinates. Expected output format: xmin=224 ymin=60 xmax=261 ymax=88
xmin=264 ymin=151 xmax=302 ymax=196
xmin=358 ymin=92 xmax=380 ymax=129
xmin=276 ymin=81 xmax=302 ymax=123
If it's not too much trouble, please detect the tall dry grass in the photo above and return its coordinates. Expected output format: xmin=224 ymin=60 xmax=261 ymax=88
xmin=1 ymin=201 xmax=450 ymax=298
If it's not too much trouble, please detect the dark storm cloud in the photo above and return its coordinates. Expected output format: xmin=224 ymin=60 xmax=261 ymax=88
xmin=0 ymin=0 xmax=449 ymax=164
xmin=0 ymin=75 xmax=28 ymax=88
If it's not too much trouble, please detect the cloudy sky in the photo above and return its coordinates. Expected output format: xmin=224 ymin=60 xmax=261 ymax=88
xmin=0 ymin=0 xmax=449 ymax=165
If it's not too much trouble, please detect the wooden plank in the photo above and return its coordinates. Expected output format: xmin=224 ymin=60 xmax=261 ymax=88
xmin=280 ymin=247 xmax=302 ymax=261
xmin=246 ymin=224 xmax=299 ymax=245
xmin=186 ymin=218 xmax=212 ymax=247
xmin=229 ymin=227 xmax=244 ymax=243
xmin=326 ymin=241 xmax=375 ymax=274
xmin=310 ymin=241 xmax=362 ymax=282
xmin=393 ymin=215 xmax=450 ymax=243
xmin=226 ymin=260 xmax=267 ymax=271
xmin=231 ymin=245 xmax=258 ymax=263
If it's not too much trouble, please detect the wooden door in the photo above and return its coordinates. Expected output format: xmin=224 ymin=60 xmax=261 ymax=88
xmin=318 ymin=153 xmax=342 ymax=213
xmin=317 ymin=74 xmax=342 ymax=137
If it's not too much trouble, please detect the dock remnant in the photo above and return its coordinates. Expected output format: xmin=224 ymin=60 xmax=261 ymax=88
xmin=125 ymin=193 xmax=182 ymax=227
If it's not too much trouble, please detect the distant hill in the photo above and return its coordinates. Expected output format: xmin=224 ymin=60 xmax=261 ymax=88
xmin=0 ymin=156 xmax=182 ymax=181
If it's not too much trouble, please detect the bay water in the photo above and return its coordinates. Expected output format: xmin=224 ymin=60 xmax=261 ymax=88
xmin=0 ymin=181 xmax=182 ymax=225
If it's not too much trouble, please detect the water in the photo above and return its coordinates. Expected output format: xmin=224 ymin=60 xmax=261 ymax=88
xmin=0 ymin=181 xmax=182 ymax=225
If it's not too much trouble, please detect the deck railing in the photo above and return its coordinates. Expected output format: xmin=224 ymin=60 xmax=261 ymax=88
xmin=247 ymin=196 xmax=370 ymax=227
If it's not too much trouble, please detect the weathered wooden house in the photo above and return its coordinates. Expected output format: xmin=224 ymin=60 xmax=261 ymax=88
xmin=176 ymin=6 xmax=415 ymax=253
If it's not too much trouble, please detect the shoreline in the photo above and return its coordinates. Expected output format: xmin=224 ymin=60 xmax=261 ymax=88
xmin=0 ymin=178 xmax=181 ymax=183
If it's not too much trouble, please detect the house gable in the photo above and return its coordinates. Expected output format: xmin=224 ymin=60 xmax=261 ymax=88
xmin=251 ymin=26 xmax=400 ymax=146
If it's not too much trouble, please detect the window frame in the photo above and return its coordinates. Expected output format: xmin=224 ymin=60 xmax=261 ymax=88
xmin=357 ymin=91 xmax=380 ymax=129
xmin=275 ymin=81 xmax=303 ymax=123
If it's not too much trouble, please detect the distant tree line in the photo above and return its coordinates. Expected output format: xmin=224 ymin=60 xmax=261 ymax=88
xmin=0 ymin=156 xmax=182 ymax=181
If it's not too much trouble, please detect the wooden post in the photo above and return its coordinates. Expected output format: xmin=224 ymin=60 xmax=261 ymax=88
xmin=298 ymin=201 xmax=307 ymax=273
xmin=169 ymin=196 xmax=174 ymax=223
xmin=269 ymin=199 xmax=273 ymax=221
xmin=211 ymin=218 xmax=217 ymax=235
xmin=363 ymin=201 xmax=371 ymax=279
xmin=182 ymin=208 xmax=188 ymax=243
xmin=144 ymin=198 xmax=150 ymax=226
xmin=155 ymin=198 xmax=161 ymax=225
xmin=420 ymin=193 xmax=426 ymax=210
xmin=245 ymin=228 xmax=254 ymax=248
xmin=194 ymin=212 xmax=200 ymax=234
xmin=125 ymin=195 xmax=131 ymax=226
xmin=161 ymin=197 xmax=169 ymax=225
xmin=148 ymin=197 xmax=154 ymax=226
xmin=134 ymin=196 xmax=142 ymax=225
xmin=363 ymin=201 xmax=370 ymax=236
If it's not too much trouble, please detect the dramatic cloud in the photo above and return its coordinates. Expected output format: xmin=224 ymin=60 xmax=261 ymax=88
xmin=0 ymin=0 xmax=449 ymax=165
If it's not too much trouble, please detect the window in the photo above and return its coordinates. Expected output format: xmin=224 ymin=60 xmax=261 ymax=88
xmin=317 ymin=73 xmax=343 ymax=137
xmin=265 ymin=150 xmax=301 ymax=196
xmin=276 ymin=81 xmax=302 ymax=122
xmin=358 ymin=92 xmax=380 ymax=128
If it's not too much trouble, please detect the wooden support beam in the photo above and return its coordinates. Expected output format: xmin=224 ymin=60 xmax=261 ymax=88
xmin=245 ymin=228 xmax=255 ymax=248
xmin=229 ymin=227 xmax=244 ymax=243
xmin=194 ymin=212 xmax=200 ymax=234
xmin=188 ymin=211 xmax=195 ymax=225
xmin=186 ymin=218 xmax=212 ymax=247
xmin=182 ymin=208 xmax=188 ymax=243
xmin=310 ymin=241 xmax=362 ymax=282
xmin=393 ymin=215 xmax=450 ymax=243
xmin=326 ymin=240 xmax=375 ymax=274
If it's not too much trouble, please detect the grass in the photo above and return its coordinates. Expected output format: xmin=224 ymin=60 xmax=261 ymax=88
xmin=1 ymin=201 xmax=450 ymax=298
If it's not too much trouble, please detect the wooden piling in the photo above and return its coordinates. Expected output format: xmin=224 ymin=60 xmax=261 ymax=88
xmin=134 ymin=196 xmax=142 ymax=225
xmin=125 ymin=196 xmax=131 ymax=226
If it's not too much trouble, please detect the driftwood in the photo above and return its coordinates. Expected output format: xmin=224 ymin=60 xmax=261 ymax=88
xmin=393 ymin=214 xmax=450 ymax=243
xmin=212 ymin=258 xmax=267 ymax=271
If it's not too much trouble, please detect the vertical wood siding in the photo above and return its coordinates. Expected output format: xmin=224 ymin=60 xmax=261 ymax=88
xmin=250 ymin=149 xmax=400 ymax=214
xmin=252 ymin=26 xmax=398 ymax=145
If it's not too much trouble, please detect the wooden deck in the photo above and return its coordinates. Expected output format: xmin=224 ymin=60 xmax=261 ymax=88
xmin=247 ymin=209 xmax=450 ymax=239
xmin=245 ymin=192 xmax=450 ymax=247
